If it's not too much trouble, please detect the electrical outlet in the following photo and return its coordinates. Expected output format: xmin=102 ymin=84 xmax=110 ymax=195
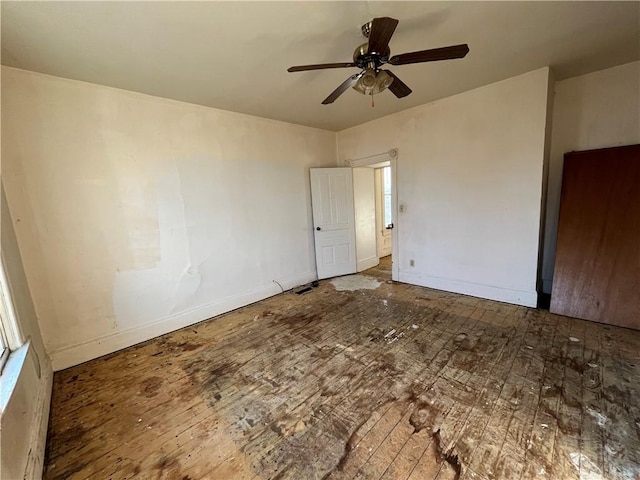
xmin=409 ymin=259 xmax=415 ymax=267
xmin=399 ymin=203 xmax=406 ymax=213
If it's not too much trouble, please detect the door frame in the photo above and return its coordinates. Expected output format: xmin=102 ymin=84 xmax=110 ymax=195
xmin=345 ymin=149 xmax=399 ymax=282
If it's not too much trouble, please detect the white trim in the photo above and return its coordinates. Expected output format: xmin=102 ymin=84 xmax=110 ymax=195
xmin=0 ymin=329 xmax=8 ymax=373
xmin=357 ymin=255 xmax=379 ymax=273
xmin=24 ymin=351 xmax=53 ymax=480
xmin=0 ymin=254 xmax=24 ymax=350
xmin=0 ymin=342 xmax=53 ymax=479
xmin=346 ymin=149 xmax=396 ymax=168
xmin=390 ymin=151 xmax=399 ymax=282
xmin=50 ymin=270 xmax=317 ymax=371
xmin=398 ymin=270 xmax=538 ymax=307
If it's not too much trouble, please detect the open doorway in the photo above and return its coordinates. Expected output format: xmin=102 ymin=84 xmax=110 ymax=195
xmin=310 ymin=150 xmax=398 ymax=282
xmin=373 ymin=165 xmax=393 ymax=278
xmin=349 ymin=149 xmax=397 ymax=282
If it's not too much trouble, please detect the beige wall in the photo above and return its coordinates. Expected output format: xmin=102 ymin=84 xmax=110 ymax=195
xmin=541 ymin=61 xmax=640 ymax=293
xmin=1 ymin=66 xmax=337 ymax=370
xmin=338 ymin=68 xmax=552 ymax=307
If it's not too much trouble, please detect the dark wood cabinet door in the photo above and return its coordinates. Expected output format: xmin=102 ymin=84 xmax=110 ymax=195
xmin=550 ymin=144 xmax=639 ymax=329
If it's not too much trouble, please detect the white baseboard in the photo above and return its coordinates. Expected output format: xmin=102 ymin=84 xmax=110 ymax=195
xmin=50 ymin=271 xmax=316 ymax=371
xmin=24 ymin=351 xmax=53 ymax=480
xmin=398 ymin=270 xmax=538 ymax=307
xmin=357 ymin=256 xmax=379 ymax=273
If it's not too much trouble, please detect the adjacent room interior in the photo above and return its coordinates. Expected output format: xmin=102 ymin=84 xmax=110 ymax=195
xmin=0 ymin=2 xmax=638 ymax=479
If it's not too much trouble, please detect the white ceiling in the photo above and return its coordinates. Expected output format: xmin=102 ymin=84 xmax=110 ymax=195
xmin=2 ymin=1 xmax=638 ymax=131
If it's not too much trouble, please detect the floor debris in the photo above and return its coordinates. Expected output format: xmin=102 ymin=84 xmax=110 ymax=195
xmin=330 ymin=274 xmax=381 ymax=291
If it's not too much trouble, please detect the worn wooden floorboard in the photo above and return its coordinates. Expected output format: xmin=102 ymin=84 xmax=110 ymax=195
xmin=44 ymin=258 xmax=640 ymax=480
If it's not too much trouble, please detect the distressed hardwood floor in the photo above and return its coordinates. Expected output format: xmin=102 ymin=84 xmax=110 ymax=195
xmin=45 ymin=257 xmax=640 ymax=480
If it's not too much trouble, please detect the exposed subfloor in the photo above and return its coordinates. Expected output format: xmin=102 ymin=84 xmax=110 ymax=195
xmin=44 ymin=258 xmax=640 ymax=480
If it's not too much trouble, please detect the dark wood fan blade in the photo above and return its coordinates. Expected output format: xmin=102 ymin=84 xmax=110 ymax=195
xmin=384 ymin=70 xmax=412 ymax=98
xmin=389 ymin=44 xmax=469 ymax=66
xmin=287 ymin=62 xmax=356 ymax=72
xmin=367 ymin=17 xmax=399 ymax=55
xmin=322 ymin=72 xmax=363 ymax=104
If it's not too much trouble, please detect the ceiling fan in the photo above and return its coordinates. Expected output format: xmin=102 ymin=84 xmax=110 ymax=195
xmin=287 ymin=17 xmax=469 ymax=105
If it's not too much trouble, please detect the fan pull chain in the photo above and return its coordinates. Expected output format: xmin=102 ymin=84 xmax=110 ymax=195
xmin=371 ymin=93 xmax=375 ymax=108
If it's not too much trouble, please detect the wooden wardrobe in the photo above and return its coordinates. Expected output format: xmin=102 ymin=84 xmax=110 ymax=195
xmin=550 ymin=144 xmax=639 ymax=330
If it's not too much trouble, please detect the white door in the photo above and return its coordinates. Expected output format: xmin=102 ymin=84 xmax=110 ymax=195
xmin=310 ymin=168 xmax=357 ymax=279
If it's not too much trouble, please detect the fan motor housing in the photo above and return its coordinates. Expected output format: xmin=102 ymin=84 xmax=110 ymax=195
xmin=353 ymin=43 xmax=390 ymax=69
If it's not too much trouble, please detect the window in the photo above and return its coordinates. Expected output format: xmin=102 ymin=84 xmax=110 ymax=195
xmin=0 ymin=312 xmax=8 ymax=373
xmin=0 ymin=258 xmax=22 ymax=373
xmin=382 ymin=166 xmax=392 ymax=228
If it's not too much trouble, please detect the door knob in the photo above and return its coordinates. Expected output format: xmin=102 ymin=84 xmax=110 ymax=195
xmin=316 ymin=227 xmax=321 ymax=231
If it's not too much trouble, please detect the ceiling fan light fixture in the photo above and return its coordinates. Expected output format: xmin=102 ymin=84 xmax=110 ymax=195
xmin=362 ymin=68 xmax=377 ymax=86
xmin=376 ymin=70 xmax=394 ymax=90
xmin=353 ymin=69 xmax=394 ymax=96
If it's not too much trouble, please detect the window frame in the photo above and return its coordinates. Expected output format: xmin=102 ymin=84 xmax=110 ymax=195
xmin=0 ymin=254 xmax=24 ymax=373
xmin=0 ymin=320 xmax=8 ymax=373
